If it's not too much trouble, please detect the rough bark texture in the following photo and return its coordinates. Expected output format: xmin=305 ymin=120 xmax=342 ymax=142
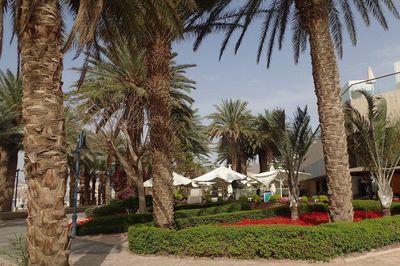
xmin=288 ymin=173 xmax=300 ymax=221
xmin=69 ymin=170 xmax=75 ymax=207
xmin=290 ymin=205 xmax=299 ymax=221
xmin=229 ymin=138 xmax=237 ymax=171
xmin=2 ymin=147 xmax=18 ymax=212
xmin=146 ymin=38 xmax=174 ymax=228
xmin=0 ymin=146 xmax=8 ymax=211
xmin=378 ymin=184 xmax=393 ymax=216
xmin=296 ymin=0 xmax=353 ymax=222
xmin=19 ymin=1 xmax=69 ymax=264
xmin=90 ymin=175 xmax=96 ymax=205
xmin=259 ymin=148 xmax=273 ymax=173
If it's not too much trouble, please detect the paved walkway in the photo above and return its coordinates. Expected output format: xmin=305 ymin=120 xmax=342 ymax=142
xmin=1 ymin=232 xmax=400 ymax=266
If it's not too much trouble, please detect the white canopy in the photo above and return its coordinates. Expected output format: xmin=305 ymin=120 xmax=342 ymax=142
xmin=250 ymin=166 xmax=311 ymax=195
xmin=143 ymin=172 xmax=193 ymax=188
xmin=193 ymin=165 xmax=246 ymax=184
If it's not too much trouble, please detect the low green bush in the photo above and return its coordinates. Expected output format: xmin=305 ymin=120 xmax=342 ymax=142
xmin=77 ymin=213 xmax=153 ymax=236
xmin=319 ymin=195 xmax=329 ymax=203
xmin=78 ymin=201 xmax=252 ymax=235
xmin=128 ymin=215 xmax=400 ymax=261
xmin=175 ymin=205 xmax=291 ymax=229
xmin=173 ymin=202 xmax=251 ymax=219
xmin=300 ymin=196 xmax=308 ymax=203
xmin=269 ymin=194 xmax=281 ymax=203
xmin=174 ymin=201 xmax=230 ymax=211
xmin=85 ymin=195 xmax=153 ymax=217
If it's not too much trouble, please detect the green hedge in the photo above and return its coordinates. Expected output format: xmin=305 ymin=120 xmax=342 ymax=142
xmin=77 ymin=213 xmax=153 ymax=236
xmin=85 ymin=196 xmax=153 ymax=217
xmin=174 ymin=201 xmax=231 ymax=211
xmin=174 ymin=202 xmax=250 ymax=219
xmin=175 ymin=204 xmax=327 ymax=229
xmin=78 ymin=202 xmax=251 ymax=235
xmin=128 ymin=215 xmax=400 ymax=261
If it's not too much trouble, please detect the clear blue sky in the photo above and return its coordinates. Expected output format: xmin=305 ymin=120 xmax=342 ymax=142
xmin=1 ymin=9 xmax=400 ymax=131
xmin=2 ymin=7 xmax=400 ymax=180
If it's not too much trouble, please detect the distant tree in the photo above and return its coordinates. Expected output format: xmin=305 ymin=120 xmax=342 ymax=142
xmin=208 ymin=99 xmax=253 ymax=172
xmin=275 ymin=106 xmax=319 ymax=220
xmin=192 ymin=0 xmax=400 ymax=222
xmin=345 ymin=92 xmax=400 ymax=216
xmin=0 ymin=70 xmax=22 ymax=212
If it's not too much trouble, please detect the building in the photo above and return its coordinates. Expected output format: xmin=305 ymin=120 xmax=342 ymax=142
xmin=300 ymin=62 xmax=400 ymax=198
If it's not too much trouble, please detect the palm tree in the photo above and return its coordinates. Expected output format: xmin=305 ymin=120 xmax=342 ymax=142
xmin=191 ymin=0 xmax=400 ymax=221
xmin=345 ymin=92 xmax=400 ymax=216
xmin=0 ymin=70 xmax=22 ymax=212
xmin=1 ymin=1 xmax=170 ymax=263
xmin=275 ymin=106 xmax=319 ymax=220
xmin=255 ymin=109 xmax=285 ymax=172
xmin=208 ymin=99 xmax=253 ymax=171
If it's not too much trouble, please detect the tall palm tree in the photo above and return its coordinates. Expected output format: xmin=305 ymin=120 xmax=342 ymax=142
xmin=208 ymin=99 xmax=253 ymax=171
xmin=274 ymin=106 xmax=319 ymax=220
xmin=345 ymin=92 xmax=400 ymax=216
xmin=1 ymin=1 xmax=168 ymax=263
xmin=255 ymin=109 xmax=285 ymax=172
xmin=0 ymin=70 xmax=22 ymax=212
xmin=192 ymin=0 xmax=400 ymax=221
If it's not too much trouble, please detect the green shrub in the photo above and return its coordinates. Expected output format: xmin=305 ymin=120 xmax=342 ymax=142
xmin=252 ymin=194 xmax=262 ymax=204
xmin=85 ymin=195 xmax=153 ymax=217
xmin=174 ymin=202 xmax=251 ymax=219
xmin=77 ymin=213 xmax=153 ymax=236
xmin=269 ymin=194 xmax=282 ymax=203
xmin=128 ymin=215 xmax=400 ymax=261
xmin=238 ymin=195 xmax=248 ymax=202
xmin=300 ymin=196 xmax=308 ymax=203
xmin=174 ymin=201 xmax=230 ymax=211
xmin=78 ymin=202 xmax=251 ymax=235
xmin=311 ymin=195 xmax=319 ymax=202
xmin=175 ymin=205 xmax=291 ymax=229
xmin=319 ymin=195 xmax=329 ymax=203
xmin=91 ymin=204 xmax=127 ymax=217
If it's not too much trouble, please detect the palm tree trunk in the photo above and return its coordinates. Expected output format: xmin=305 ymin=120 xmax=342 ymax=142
xmin=288 ymin=173 xmax=300 ymax=220
xmin=4 ymin=148 xmax=18 ymax=212
xmin=146 ymin=37 xmax=174 ymax=228
xmin=0 ymin=146 xmax=8 ymax=211
xmin=378 ymin=182 xmax=393 ymax=216
xmin=229 ymin=138 xmax=237 ymax=171
xmin=296 ymin=0 xmax=353 ymax=222
xmin=19 ymin=0 xmax=69 ymax=264
xmin=90 ymin=175 xmax=96 ymax=205
xmin=0 ymin=146 xmax=18 ymax=212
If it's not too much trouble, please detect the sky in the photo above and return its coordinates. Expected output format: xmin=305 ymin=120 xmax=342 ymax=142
xmin=1 ymin=7 xmax=400 ymax=180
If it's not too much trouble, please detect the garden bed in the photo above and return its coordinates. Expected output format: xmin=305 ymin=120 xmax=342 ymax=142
xmin=128 ymin=215 xmax=400 ymax=261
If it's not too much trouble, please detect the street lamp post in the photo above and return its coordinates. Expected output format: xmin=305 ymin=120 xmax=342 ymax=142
xmin=71 ymin=131 xmax=89 ymax=238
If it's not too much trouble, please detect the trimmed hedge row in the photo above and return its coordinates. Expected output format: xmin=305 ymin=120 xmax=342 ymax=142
xmin=128 ymin=215 xmax=400 ymax=261
xmin=85 ymin=196 xmax=153 ymax=217
xmin=174 ymin=202 xmax=251 ymax=219
xmin=77 ymin=213 xmax=153 ymax=236
xmin=175 ymin=204 xmax=326 ymax=229
xmin=77 ymin=202 xmax=251 ymax=235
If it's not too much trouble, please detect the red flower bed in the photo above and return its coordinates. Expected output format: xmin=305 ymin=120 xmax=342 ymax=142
xmin=68 ymin=217 xmax=94 ymax=229
xmin=224 ymin=210 xmax=383 ymax=226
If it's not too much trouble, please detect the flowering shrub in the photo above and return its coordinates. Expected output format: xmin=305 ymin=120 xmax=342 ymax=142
xmin=224 ymin=217 xmax=309 ymax=226
xmin=279 ymin=196 xmax=290 ymax=204
xmin=68 ymin=217 xmax=94 ymax=229
xmin=224 ymin=210 xmax=383 ymax=226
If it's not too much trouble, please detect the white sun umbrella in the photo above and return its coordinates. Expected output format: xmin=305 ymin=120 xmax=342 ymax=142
xmin=193 ymin=165 xmax=246 ymax=184
xmin=143 ymin=172 xmax=193 ymax=188
xmin=251 ymin=166 xmax=311 ymax=196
